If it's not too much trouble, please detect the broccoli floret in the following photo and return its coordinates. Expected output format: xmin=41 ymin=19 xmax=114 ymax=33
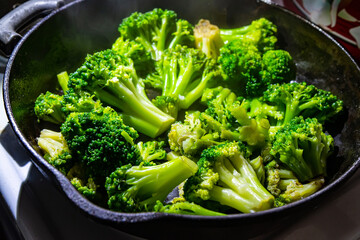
xmin=168 ymin=111 xmax=222 ymax=158
xmin=262 ymin=82 xmax=343 ymax=125
xmin=37 ymin=129 xmax=73 ymax=174
xmin=105 ymin=156 xmax=198 ymax=212
xmin=219 ymin=18 xmax=277 ymax=52
xmin=218 ymin=41 xmax=296 ymax=97
xmin=147 ymin=45 xmax=222 ymax=118
xmin=274 ymin=178 xmax=325 ymax=207
xmin=70 ymin=177 xmax=98 ymax=200
xmin=250 ymin=156 xmax=266 ymax=185
xmin=194 ymin=19 xmax=224 ymax=59
xmin=260 ymin=50 xmax=296 ymax=87
xmin=112 ymin=37 xmax=154 ymax=77
xmin=183 ymin=142 xmax=274 ymax=213
xmin=118 ymin=8 xmax=194 ymax=61
xmin=153 ymin=200 xmax=226 ymax=216
xmin=34 ymin=92 xmax=67 ymax=124
xmin=264 ymin=160 xmax=297 ymax=196
xmin=270 ymin=116 xmax=334 ymax=182
xmin=67 ymin=49 xmax=174 ymax=138
xmin=168 ymin=87 xmax=271 ymax=158
xmin=60 ymin=107 xmax=140 ymax=181
xmin=202 ymin=87 xmax=271 ymax=148
xmin=34 ymin=71 xmax=102 ymax=125
xmin=137 ymin=140 xmax=167 ymax=166
xmin=218 ymin=40 xmax=262 ymax=96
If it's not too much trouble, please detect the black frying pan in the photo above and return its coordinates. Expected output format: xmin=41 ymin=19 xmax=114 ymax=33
xmin=1 ymin=0 xmax=360 ymax=239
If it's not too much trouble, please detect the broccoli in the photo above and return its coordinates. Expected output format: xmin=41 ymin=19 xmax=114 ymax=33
xmin=112 ymin=37 xmax=154 ymax=77
xmin=168 ymin=87 xmax=271 ymax=158
xmin=168 ymin=111 xmax=222 ymax=158
xmin=146 ymin=45 xmax=222 ymax=118
xmin=153 ymin=200 xmax=226 ymax=216
xmin=67 ymin=48 xmax=174 ymax=138
xmin=60 ymin=107 xmax=140 ymax=181
xmin=274 ymin=178 xmax=325 ymax=207
xmin=218 ymin=41 xmax=296 ymax=97
xmin=118 ymin=8 xmax=194 ymax=61
xmin=262 ymin=81 xmax=344 ymax=125
xmin=219 ymin=18 xmax=278 ymax=52
xmin=137 ymin=140 xmax=167 ymax=166
xmin=270 ymin=116 xmax=334 ymax=182
xmin=194 ymin=19 xmax=224 ymax=59
xmin=37 ymin=129 xmax=73 ymax=174
xmin=201 ymin=87 xmax=271 ymax=148
xmin=67 ymin=163 xmax=102 ymax=202
xmin=34 ymin=92 xmax=67 ymax=124
xmin=105 ymin=156 xmax=198 ymax=212
xmin=250 ymin=156 xmax=266 ymax=185
xmin=34 ymin=71 xmax=102 ymax=125
xmin=183 ymin=142 xmax=274 ymax=213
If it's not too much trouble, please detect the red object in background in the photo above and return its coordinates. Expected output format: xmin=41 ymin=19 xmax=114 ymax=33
xmin=274 ymin=0 xmax=360 ymax=66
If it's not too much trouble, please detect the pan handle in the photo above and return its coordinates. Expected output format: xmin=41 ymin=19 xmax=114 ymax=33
xmin=0 ymin=0 xmax=65 ymax=56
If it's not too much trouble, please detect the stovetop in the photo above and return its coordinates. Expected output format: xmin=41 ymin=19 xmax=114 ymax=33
xmin=1 ymin=1 xmax=360 ymax=240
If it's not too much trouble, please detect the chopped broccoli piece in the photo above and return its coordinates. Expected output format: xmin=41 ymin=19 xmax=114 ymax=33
xmin=147 ymin=45 xmax=222 ymax=118
xmin=34 ymin=92 xmax=67 ymax=124
xmin=262 ymin=82 xmax=343 ymax=125
xmin=112 ymin=37 xmax=154 ymax=77
xmin=275 ymin=178 xmax=325 ymax=207
xmin=218 ymin=41 xmax=296 ymax=97
xmin=137 ymin=140 xmax=167 ymax=165
xmin=118 ymin=8 xmax=194 ymax=60
xmin=183 ymin=142 xmax=274 ymax=213
xmin=270 ymin=116 xmax=334 ymax=182
xmin=168 ymin=111 xmax=222 ymax=158
xmin=67 ymin=49 xmax=174 ymax=137
xmin=105 ymin=156 xmax=198 ymax=212
xmin=194 ymin=19 xmax=224 ymax=59
xmin=60 ymin=107 xmax=140 ymax=181
xmin=37 ymin=129 xmax=73 ymax=174
xmin=220 ymin=18 xmax=277 ymax=52
xmin=153 ymin=200 xmax=226 ymax=216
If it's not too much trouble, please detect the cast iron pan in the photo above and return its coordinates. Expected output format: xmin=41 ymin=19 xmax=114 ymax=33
xmin=2 ymin=0 xmax=360 ymax=239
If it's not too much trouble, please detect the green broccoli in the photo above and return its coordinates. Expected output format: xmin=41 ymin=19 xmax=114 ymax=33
xmin=67 ymin=49 xmax=174 ymax=138
xmin=183 ymin=142 xmax=274 ymax=213
xmin=218 ymin=41 xmax=296 ymax=97
xmin=105 ymin=156 xmax=198 ymax=212
xmin=201 ymin=87 xmax=271 ymax=148
xmin=274 ymin=178 xmax=325 ymax=207
xmin=219 ymin=18 xmax=277 ymax=52
xmin=118 ymin=8 xmax=194 ymax=61
xmin=37 ymin=129 xmax=73 ymax=174
xmin=137 ymin=140 xmax=167 ymax=166
xmin=194 ymin=19 xmax=224 ymax=59
xmin=262 ymin=82 xmax=344 ymax=125
xmin=146 ymin=45 xmax=222 ymax=118
xmin=60 ymin=107 xmax=140 ymax=181
xmin=168 ymin=111 xmax=222 ymax=158
xmin=112 ymin=37 xmax=154 ymax=77
xmin=153 ymin=200 xmax=226 ymax=216
xmin=34 ymin=71 xmax=102 ymax=125
xmin=270 ymin=116 xmax=334 ymax=182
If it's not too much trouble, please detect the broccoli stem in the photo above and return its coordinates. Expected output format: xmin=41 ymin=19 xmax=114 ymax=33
xmin=180 ymin=73 xmax=214 ymax=109
xmin=278 ymin=147 xmax=313 ymax=182
xmin=213 ymin=154 xmax=274 ymax=213
xmin=94 ymin=78 xmax=174 ymax=138
xmin=127 ymin=156 xmax=198 ymax=206
xmin=57 ymin=71 xmax=69 ymax=92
